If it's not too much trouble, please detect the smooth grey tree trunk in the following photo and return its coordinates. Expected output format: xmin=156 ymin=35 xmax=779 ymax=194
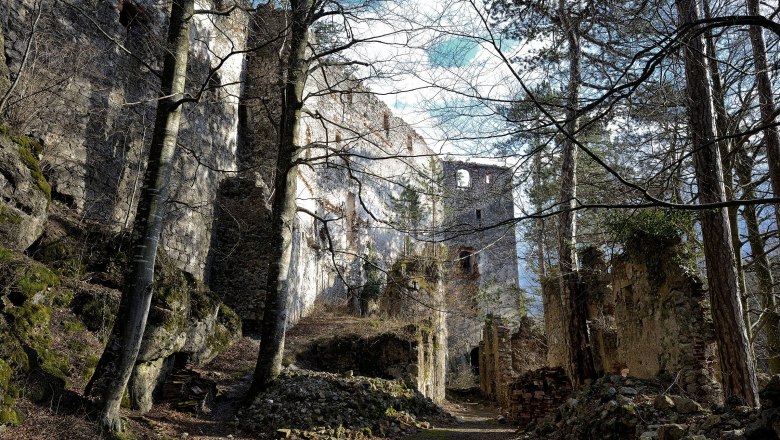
xmin=84 ymin=0 xmax=193 ymax=432
xmin=250 ymin=0 xmax=312 ymax=395
xmin=556 ymin=0 xmax=596 ymax=385
xmin=747 ymin=0 xmax=780 ymax=229
xmin=676 ymin=0 xmax=759 ymax=407
xmin=736 ymin=149 xmax=780 ymax=373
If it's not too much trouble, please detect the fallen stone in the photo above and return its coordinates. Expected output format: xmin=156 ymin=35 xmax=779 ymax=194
xmin=655 ymin=395 xmax=676 ymax=410
xmin=672 ymin=396 xmax=703 ymax=414
xmin=657 ymin=424 xmax=687 ymax=440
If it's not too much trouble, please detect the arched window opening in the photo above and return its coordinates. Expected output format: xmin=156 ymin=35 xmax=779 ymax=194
xmin=456 ymin=169 xmax=470 ymax=188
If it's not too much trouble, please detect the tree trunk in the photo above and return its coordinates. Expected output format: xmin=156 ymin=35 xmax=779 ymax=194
xmin=84 ymin=0 xmax=193 ymax=432
xmin=250 ymin=0 xmax=312 ymax=395
xmin=534 ymin=147 xmax=547 ymax=280
xmin=675 ymin=0 xmax=759 ymax=407
xmin=702 ymin=0 xmax=749 ymax=335
xmin=736 ymin=149 xmax=780 ymax=373
xmin=747 ymin=0 xmax=780 ymax=228
xmin=556 ymin=0 xmax=596 ymax=385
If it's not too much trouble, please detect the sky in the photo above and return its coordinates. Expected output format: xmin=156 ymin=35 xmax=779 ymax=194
xmin=337 ymin=0 xmax=529 ymax=161
xmin=330 ymin=0 xmax=540 ymax=295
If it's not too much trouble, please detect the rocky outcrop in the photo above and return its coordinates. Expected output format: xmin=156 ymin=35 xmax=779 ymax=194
xmin=0 ymin=249 xmax=68 ymax=426
xmin=0 ymin=23 xmax=10 ymax=96
xmin=127 ymin=252 xmax=242 ymax=412
xmin=0 ymin=131 xmax=49 ymax=250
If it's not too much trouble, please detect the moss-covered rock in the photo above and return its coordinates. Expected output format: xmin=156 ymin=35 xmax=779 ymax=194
xmin=125 ymin=250 xmax=241 ymax=413
xmin=0 ymin=130 xmax=49 ymax=250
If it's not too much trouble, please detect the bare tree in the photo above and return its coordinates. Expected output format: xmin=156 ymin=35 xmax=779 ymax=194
xmin=675 ymin=0 xmax=758 ymax=406
xmin=84 ymin=0 xmax=195 ymax=431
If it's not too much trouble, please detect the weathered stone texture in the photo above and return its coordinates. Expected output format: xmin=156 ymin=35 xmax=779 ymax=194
xmin=441 ymin=161 xmax=520 ymax=372
xmin=0 ymin=134 xmax=48 ymax=250
xmin=294 ymin=323 xmax=446 ymax=403
xmin=508 ymin=367 xmax=572 ymax=424
xmin=612 ymin=249 xmax=720 ymax=403
xmin=480 ymin=316 xmax=545 ymax=406
xmin=542 ymin=242 xmax=719 ymax=402
xmin=0 ymin=22 xmax=10 ymax=97
xmin=0 ymin=0 xmax=249 ymax=279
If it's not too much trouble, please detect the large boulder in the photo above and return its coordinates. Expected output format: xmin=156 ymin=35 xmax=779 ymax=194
xmin=0 ymin=131 xmax=49 ymax=250
xmin=126 ymin=252 xmax=242 ymax=413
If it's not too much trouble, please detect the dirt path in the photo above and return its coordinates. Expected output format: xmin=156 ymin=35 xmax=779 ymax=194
xmin=407 ymin=399 xmax=517 ymax=440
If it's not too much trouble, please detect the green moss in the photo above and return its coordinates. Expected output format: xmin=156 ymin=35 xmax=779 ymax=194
xmin=73 ymin=293 xmax=118 ymax=338
xmin=151 ymin=251 xmax=190 ymax=332
xmin=218 ymin=303 xmax=241 ymax=333
xmin=0 ymin=406 xmax=22 ymax=426
xmin=0 ymin=360 xmax=11 ymax=388
xmin=16 ymin=262 xmax=60 ymax=299
xmin=206 ymin=304 xmax=241 ymax=354
xmin=8 ymin=302 xmax=69 ymax=388
xmin=53 ymin=288 xmax=75 ymax=307
xmin=81 ymin=354 xmax=99 ymax=382
xmin=38 ymin=240 xmax=85 ymax=277
xmin=64 ymin=319 xmax=86 ymax=335
xmin=191 ymin=286 xmax=218 ymax=321
xmin=0 ymin=203 xmax=22 ymax=226
xmin=0 ymin=245 xmax=13 ymax=263
xmin=15 ymin=139 xmax=51 ymax=203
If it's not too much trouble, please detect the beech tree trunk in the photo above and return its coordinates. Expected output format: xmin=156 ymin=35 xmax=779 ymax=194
xmin=250 ymin=0 xmax=312 ymax=395
xmin=84 ymin=0 xmax=194 ymax=432
xmin=747 ymin=0 xmax=780 ymax=228
xmin=556 ymin=0 xmax=596 ymax=385
xmin=675 ymin=0 xmax=759 ymax=407
xmin=736 ymin=149 xmax=780 ymax=373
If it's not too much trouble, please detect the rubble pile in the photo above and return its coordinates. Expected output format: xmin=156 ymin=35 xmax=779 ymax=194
xmin=517 ymin=374 xmax=780 ymax=440
xmin=240 ymin=369 xmax=452 ymax=439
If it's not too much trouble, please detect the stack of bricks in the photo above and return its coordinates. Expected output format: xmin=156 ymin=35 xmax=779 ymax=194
xmin=509 ymin=367 xmax=572 ymax=425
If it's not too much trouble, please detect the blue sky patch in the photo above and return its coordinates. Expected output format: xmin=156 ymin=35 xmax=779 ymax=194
xmin=429 ymin=37 xmax=479 ymax=68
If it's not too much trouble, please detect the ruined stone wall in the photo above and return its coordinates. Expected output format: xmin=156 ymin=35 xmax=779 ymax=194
xmin=612 ymin=249 xmax=720 ymax=402
xmin=441 ymin=161 xmax=520 ymax=374
xmin=294 ymin=322 xmax=446 ymax=403
xmin=215 ymin=5 xmax=441 ymax=326
xmin=1 ymin=0 xmax=249 ymax=278
xmin=542 ymin=244 xmax=720 ymax=402
xmin=479 ymin=316 xmax=545 ymax=406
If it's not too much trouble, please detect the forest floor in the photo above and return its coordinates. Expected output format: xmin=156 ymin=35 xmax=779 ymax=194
xmin=407 ymin=398 xmax=516 ymax=440
xmin=3 ymin=310 xmax=516 ymax=440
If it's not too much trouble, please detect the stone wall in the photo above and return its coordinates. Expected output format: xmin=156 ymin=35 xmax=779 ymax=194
xmin=294 ymin=323 xmax=446 ymax=403
xmin=612 ymin=248 xmax=720 ymax=403
xmin=441 ymin=161 xmax=520 ymax=374
xmin=508 ymin=367 xmax=572 ymax=424
xmin=0 ymin=0 xmax=249 ymax=278
xmin=479 ymin=316 xmax=545 ymax=407
xmin=213 ymin=5 xmax=442 ymax=326
xmin=543 ymin=244 xmax=720 ymax=402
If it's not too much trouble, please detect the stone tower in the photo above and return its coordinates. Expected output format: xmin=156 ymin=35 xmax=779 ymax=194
xmin=441 ymin=160 xmax=521 ymax=376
